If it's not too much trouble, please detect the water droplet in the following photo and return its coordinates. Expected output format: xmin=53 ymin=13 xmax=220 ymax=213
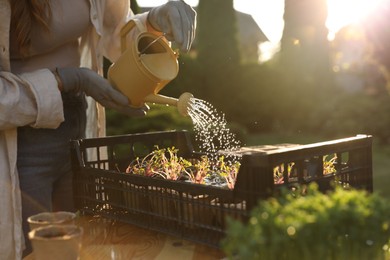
xmin=187 ymin=98 xmax=241 ymax=164
xmin=287 ymin=226 xmax=296 ymax=236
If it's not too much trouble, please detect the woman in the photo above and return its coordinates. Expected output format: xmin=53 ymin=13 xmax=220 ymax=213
xmin=0 ymin=0 xmax=196 ymax=258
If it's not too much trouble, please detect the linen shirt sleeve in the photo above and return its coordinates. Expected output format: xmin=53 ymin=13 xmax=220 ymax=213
xmin=0 ymin=69 xmax=64 ymax=130
xmin=100 ymin=0 xmax=162 ymax=63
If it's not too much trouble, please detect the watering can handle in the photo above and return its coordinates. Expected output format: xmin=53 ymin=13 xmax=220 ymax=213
xmin=120 ymin=19 xmax=146 ymax=53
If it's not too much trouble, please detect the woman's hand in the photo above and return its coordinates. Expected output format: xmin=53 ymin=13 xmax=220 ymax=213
xmin=56 ymin=67 xmax=149 ymax=117
xmin=147 ymin=0 xmax=196 ymax=52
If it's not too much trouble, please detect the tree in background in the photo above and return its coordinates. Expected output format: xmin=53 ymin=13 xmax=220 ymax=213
xmin=264 ymin=0 xmax=336 ymax=134
xmin=197 ymin=0 xmax=240 ymax=69
xmin=362 ymin=0 xmax=390 ymax=92
xmin=195 ymin=0 xmax=242 ymax=117
xmin=279 ymin=0 xmax=331 ymax=85
xmin=130 ymin=0 xmax=140 ymax=14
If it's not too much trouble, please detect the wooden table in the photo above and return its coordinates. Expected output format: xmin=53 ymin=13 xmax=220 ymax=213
xmin=25 ymin=215 xmax=225 ymax=260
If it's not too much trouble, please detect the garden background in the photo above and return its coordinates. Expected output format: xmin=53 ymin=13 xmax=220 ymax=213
xmin=105 ymin=0 xmax=390 ymax=198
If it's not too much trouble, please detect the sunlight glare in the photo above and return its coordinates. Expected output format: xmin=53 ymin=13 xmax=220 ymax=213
xmin=259 ymin=42 xmax=280 ymax=63
xmin=137 ymin=0 xmax=386 ymax=61
xmin=233 ymin=0 xmax=284 ymax=44
xmin=327 ymin=0 xmax=385 ymax=40
xmin=137 ymin=0 xmax=385 ymax=42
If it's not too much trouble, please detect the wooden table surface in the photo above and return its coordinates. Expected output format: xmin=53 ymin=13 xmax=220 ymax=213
xmin=25 ymin=215 xmax=225 ymax=260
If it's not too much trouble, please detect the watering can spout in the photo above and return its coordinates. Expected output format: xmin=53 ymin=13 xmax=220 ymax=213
xmin=144 ymin=92 xmax=193 ymax=116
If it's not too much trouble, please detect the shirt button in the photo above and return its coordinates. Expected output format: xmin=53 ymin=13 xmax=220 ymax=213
xmin=92 ymin=14 xmax=97 ymax=20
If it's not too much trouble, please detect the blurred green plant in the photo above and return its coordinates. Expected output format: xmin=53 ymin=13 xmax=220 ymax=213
xmin=106 ymin=104 xmax=193 ymax=136
xmin=323 ymin=93 xmax=390 ymax=144
xmin=222 ymin=183 xmax=390 ymax=260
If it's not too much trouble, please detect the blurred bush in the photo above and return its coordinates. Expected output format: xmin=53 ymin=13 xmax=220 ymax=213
xmin=222 ymin=183 xmax=390 ymax=260
xmin=106 ymin=104 xmax=193 ymax=136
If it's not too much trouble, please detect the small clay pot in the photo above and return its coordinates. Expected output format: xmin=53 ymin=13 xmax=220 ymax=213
xmin=28 ymin=224 xmax=83 ymax=260
xmin=27 ymin=211 xmax=76 ymax=231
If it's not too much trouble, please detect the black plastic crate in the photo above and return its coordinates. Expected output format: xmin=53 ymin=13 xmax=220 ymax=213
xmin=71 ymin=130 xmax=373 ymax=247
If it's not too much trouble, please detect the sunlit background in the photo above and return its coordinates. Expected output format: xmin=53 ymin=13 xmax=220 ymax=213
xmin=107 ymin=0 xmax=390 ymax=199
xmin=138 ymin=0 xmax=386 ymax=61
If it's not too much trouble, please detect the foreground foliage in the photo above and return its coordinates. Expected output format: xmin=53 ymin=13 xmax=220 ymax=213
xmin=222 ymin=183 xmax=390 ymax=260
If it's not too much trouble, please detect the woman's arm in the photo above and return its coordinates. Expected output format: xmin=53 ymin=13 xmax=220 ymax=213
xmin=0 ymin=69 xmax=64 ymax=131
xmin=101 ymin=0 xmax=161 ymax=63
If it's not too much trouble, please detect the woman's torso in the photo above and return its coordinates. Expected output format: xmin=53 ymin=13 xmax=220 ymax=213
xmin=14 ymin=0 xmax=91 ymax=163
xmin=10 ymin=0 xmax=90 ymax=73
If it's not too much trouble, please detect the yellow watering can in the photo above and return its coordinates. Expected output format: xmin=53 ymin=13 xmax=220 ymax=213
xmin=107 ymin=19 xmax=193 ymax=116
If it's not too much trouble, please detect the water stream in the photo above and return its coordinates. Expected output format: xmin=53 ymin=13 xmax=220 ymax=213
xmin=187 ymin=97 xmax=241 ymax=161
